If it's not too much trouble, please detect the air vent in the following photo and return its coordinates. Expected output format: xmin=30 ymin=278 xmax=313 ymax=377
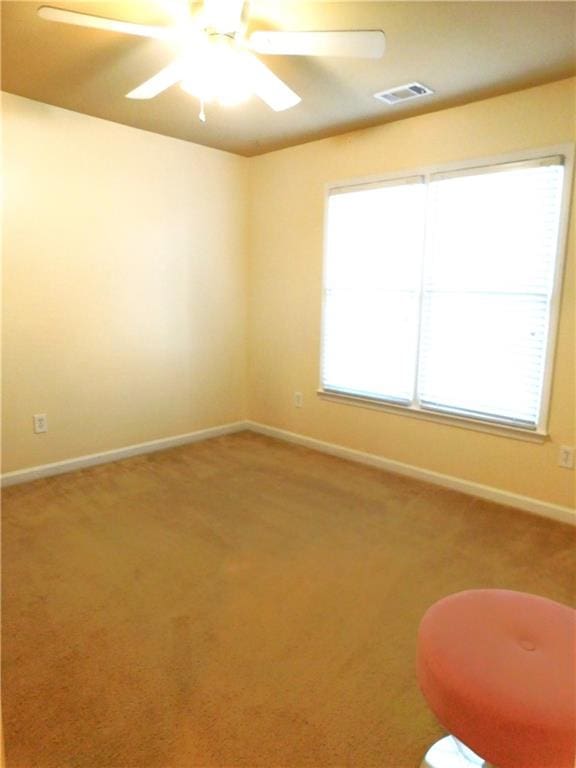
xmin=374 ymin=82 xmax=434 ymax=105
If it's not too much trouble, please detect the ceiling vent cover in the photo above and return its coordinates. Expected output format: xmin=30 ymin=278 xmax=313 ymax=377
xmin=374 ymin=82 xmax=434 ymax=105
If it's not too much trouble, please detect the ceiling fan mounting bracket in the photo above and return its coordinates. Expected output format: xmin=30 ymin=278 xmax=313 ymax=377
xmin=206 ymin=31 xmax=238 ymax=42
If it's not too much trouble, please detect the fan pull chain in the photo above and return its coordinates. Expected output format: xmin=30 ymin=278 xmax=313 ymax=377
xmin=199 ymin=99 xmax=206 ymax=123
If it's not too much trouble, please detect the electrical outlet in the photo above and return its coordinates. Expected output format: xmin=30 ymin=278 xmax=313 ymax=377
xmin=558 ymin=446 xmax=574 ymax=469
xmin=294 ymin=391 xmax=303 ymax=408
xmin=33 ymin=413 xmax=48 ymax=434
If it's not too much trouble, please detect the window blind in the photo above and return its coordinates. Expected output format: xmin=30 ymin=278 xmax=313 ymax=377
xmin=322 ymin=177 xmax=425 ymax=402
xmin=321 ymin=151 xmax=568 ymax=432
xmin=418 ymin=159 xmax=565 ymax=428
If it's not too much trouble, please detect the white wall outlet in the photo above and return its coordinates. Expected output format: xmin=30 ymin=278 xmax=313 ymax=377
xmin=558 ymin=446 xmax=574 ymax=469
xmin=33 ymin=413 xmax=48 ymax=434
xmin=294 ymin=391 xmax=303 ymax=408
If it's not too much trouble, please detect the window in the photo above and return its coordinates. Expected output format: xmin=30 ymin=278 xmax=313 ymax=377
xmin=321 ymin=149 xmax=572 ymax=433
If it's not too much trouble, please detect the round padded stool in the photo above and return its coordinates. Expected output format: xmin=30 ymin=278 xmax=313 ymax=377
xmin=417 ymin=589 xmax=576 ymax=768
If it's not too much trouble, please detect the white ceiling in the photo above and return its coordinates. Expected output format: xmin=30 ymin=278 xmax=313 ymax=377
xmin=2 ymin=1 xmax=575 ymax=156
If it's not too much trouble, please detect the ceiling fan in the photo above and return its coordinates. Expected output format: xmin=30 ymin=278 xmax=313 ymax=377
xmin=37 ymin=1 xmax=386 ymax=120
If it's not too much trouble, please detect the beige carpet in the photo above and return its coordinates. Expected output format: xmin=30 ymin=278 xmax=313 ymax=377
xmin=2 ymin=431 xmax=574 ymax=768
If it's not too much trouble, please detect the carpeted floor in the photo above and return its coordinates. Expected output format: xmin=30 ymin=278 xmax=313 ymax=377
xmin=2 ymin=431 xmax=575 ymax=768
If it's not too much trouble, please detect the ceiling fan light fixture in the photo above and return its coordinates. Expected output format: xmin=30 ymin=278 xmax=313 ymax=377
xmin=180 ymin=46 xmax=301 ymax=115
xmin=217 ymin=81 xmax=252 ymax=107
xmin=180 ymin=35 xmax=252 ymax=106
xmin=180 ymin=73 xmax=251 ymax=107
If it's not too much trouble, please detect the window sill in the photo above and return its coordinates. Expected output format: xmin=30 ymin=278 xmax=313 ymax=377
xmin=317 ymin=389 xmax=549 ymax=444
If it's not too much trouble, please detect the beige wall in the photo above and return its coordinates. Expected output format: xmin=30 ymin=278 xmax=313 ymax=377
xmin=3 ymin=81 xmax=575 ymax=510
xmin=247 ymin=78 xmax=576 ymax=510
xmin=2 ymin=93 xmax=248 ymax=472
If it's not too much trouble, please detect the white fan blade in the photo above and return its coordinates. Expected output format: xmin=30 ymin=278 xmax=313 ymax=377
xmin=126 ymin=60 xmax=183 ymax=99
xmin=249 ymin=30 xmax=385 ymax=59
xmin=241 ymin=53 xmax=300 ymax=112
xmin=37 ymin=6 xmax=173 ymax=40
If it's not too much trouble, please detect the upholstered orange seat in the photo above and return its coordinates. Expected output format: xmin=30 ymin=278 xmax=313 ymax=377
xmin=417 ymin=589 xmax=576 ymax=768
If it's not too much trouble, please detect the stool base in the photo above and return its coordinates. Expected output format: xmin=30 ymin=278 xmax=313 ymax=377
xmin=420 ymin=735 xmax=494 ymax=768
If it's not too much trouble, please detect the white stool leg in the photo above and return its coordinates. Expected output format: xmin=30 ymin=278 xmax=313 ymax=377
xmin=420 ymin=735 xmax=494 ymax=768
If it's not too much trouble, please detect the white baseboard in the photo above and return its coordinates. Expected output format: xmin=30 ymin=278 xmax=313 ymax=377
xmin=246 ymin=421 xmax=575 ymax=526
xmin=1 ymin=421 xmax=249 ymax=487
xmin=4 ymin=420 xmax=574 ymax=525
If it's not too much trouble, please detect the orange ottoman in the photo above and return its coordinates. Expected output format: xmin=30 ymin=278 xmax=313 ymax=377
xmin=417 ymin=590 xmax=576 ymax=768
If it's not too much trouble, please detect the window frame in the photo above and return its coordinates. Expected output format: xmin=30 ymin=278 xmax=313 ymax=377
xmin=318 ymin=144 xmax=575 ymax=441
